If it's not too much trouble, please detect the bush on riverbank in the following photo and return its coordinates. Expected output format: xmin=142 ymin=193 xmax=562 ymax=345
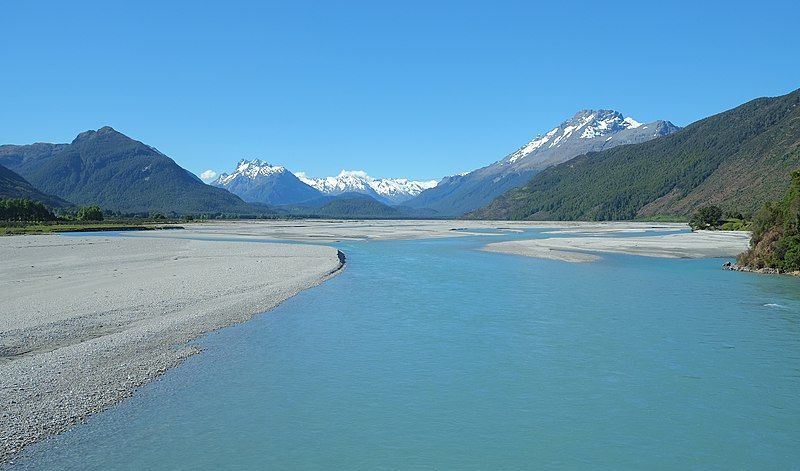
xmin=689 ymin=206 xmax=752 ymax=231
xmin=689 ymin=206 xmax=723 ymax=230
xmin=737 ymin=171 xmax=800 ymax=272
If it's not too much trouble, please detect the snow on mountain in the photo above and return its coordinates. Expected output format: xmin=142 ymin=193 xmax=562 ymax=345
xmin=214 ymin=159 xmax=286 ymax=185
xmin=404 ymin=109 xmax=679 ymax=216
xmin=507 ymin=110 xmax=647 ymax=164
xmin=212 ymin=159 xmax=321 ymax=205
xmin=369 ymin=177 xmax=438 ymax=203
xmin=296 ymin=170 xmax=374 ymax=195
xmin=296 ymin=170 xmax=438 ymax=204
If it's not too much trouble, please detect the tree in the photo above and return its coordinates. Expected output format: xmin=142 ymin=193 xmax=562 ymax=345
xmin=0 ymin=198 xmax=55 ymax=221
xmin=689 ymin=205 xmax=723 ymax=230
xmin=76 ymin=205 xmax=104 ymax=221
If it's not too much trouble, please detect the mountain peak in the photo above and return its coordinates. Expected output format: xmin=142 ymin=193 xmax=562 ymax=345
xmin=237 ymin=158 xmax=268 ymax=167
xmin=571 ymin=109 xmax=622 ymax=121
xmin=72 ymin=126 xmax=126 ymax=144
xmin=505 ymin=109 xmax=655 ymax=164
xmin=214 ymin=159 xmax=286 ymax=186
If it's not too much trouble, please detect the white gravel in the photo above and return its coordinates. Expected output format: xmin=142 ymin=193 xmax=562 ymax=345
xmin=123 ymin=219 xmax=686 ymax=242
xmin=483 ymin=230 xmax=752 ymax=262
xmin=0 ymin=235 xmax=343 ymax=463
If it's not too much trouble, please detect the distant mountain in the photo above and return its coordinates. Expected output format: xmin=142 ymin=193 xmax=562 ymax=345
xmin=212 ymin=159 xmax=322 ymax=205
xmin=314 ymin=194 xmax=402 ymax=218
xmin=0 ymin=164 xmax=71 ymax=208
xmin=406 ymin=110 xmax=679 ymax=216
xmin=0 ymin=127 xmax=263 ymax=215
xmin=471 ymin=88 xmax=800 ymax=220
xmin=275 ymin=191 xmax=439 ymax=219
xmin=368 ymin=177 xmax=439 ymax=204
xmin=297 ymin=170 xmax=437 ymax=204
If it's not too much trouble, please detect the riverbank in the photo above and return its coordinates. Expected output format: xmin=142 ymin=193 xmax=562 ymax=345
xmin=0 ymin=235 xmax=344 ymax=463
xmin=483 ymin=230 xmax=751 ymax=262
xmin=723 ymin=262 xmax=800 ymax=277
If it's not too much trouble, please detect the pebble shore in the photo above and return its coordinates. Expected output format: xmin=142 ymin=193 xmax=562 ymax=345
xmin=0 ymin=235 xmax=344 ymax=464
xmin=723 ymin=262 xmax=800 ymax=276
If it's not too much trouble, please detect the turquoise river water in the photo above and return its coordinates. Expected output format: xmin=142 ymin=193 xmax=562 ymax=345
xmin=7 ymin=228 xmax=800 ymax=469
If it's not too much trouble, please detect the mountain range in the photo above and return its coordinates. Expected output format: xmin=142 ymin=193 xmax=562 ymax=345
xmin=2 ymin=88 xmax=797 ymax=221
xmin=404 ymin=110 xmax=679 ymax=216
xmin=297 ymin=170 xmax=437 ymax=204
xmin=213 ymin=159 xmax=437 ymax=206
xmin=471 ymin=88 xmax=800 ymax=220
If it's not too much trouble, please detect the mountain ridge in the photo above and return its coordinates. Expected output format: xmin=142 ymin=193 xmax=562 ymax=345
xmin=405 ymin=109 xmax=678 ymax=216
xmin=470 ymin=88 xmax=800 ymax=220
xmin=0 ymin=127 xmax=264 ymax=215
xmin=212 ymin=159 xmax=322 ymax=205
xmin=297 ymin=170 xmax=437 ymax=204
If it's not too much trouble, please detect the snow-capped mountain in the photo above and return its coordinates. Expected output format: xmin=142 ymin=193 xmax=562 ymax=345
xmin=500 ymin=109 xmax=676 ymax=169
xmin=296 ymin=170 xmax=376 ymax=197
xmin=214 ymin=159 xmax=286 ymax=185
xmin=212 ymin=159 xmax=321 ymax=205
xmin=297 ymin=170 xmax=437 ymax=204
xmin=405 ymin=109 xmax=679 ymax=216
xmin=369 ymin=177 xmax=438 ymax=204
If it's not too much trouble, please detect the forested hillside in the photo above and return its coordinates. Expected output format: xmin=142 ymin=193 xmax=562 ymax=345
xmin=0 ymin=164 xmax=70 ymax=209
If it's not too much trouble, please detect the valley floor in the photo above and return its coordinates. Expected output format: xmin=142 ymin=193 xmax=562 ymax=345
xmin=124 ymin=219 xmax=688 ymax=242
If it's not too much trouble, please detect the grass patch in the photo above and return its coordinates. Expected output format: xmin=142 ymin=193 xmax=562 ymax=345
xmin=0 ymin=221 xmax=184 ymax=235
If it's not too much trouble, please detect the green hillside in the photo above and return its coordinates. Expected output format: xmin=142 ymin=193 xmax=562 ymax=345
xmin=737 ymin=170 xmax=800 ymax=273
xmin=470 ymin=88 xmax=800 ymax=220
xmin=0 ymin=127 xmax=266 ymax=216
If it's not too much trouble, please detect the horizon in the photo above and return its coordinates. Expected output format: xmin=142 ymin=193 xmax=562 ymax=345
xmin=2 ymin=1 xmax=798 ymax=181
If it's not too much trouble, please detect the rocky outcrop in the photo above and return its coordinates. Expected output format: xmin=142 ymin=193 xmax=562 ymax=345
xmin=723 ymin=262 xmax=800 ymax=276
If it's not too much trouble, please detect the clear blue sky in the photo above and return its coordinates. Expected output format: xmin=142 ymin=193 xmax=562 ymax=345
xmin=1 ymin=1 xmax=798 ymax=181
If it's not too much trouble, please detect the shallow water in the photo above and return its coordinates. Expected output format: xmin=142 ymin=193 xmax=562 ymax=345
xmin=9 ymin=229 xmax=800 ymax=469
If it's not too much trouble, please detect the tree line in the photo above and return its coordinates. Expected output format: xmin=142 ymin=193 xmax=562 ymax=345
xmin=0 ymin=199 xmax=105 ymax=222
xmin=0 ymin=198 xmax=55 ymax=221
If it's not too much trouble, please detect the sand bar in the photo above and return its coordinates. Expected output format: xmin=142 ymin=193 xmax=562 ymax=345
xmin=125 ymin=219 xmax=686 ymax=242
xmin=0 ymin=235 xmax=343 ymax=462
xmin=483 ymin=230 xmax=751 ymax=262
